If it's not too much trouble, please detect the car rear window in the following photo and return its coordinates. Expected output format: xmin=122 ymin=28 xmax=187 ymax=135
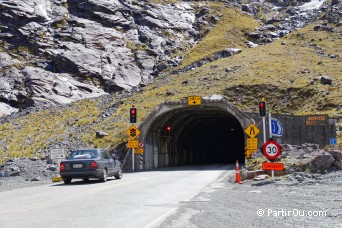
xmin=69 ymin=150 xmax=100 ymax=159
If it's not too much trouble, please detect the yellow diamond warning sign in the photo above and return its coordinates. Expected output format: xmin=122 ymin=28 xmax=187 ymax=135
xmin=244 ymin=124 xmax=260 ymax=138
xmin=126 ymin=125 xmax=140 ymax=140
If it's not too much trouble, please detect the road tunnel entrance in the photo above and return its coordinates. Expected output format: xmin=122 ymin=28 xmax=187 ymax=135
xmin=139 ymin=98 xmax=254 ymax=169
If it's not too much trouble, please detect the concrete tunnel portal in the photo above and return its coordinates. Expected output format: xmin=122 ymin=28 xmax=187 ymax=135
xmin=138 ymin=98 xmax=255 ymax=170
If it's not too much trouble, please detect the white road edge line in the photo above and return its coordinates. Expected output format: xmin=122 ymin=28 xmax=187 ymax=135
xmin=143 ymin=207 xmax=178 ymax=228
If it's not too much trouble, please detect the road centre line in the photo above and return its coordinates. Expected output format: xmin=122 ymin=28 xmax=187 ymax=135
xmin=2 ymin=178 xmax=147 ymax=215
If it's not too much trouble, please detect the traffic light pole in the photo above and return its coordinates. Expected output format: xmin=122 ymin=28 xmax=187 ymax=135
xmin=132 ymin=148 xmax=135 ymax=171
xmin=269 ymin=112 xmax=273 ymax=139
xmin=262 ymin=117 xmax=266 ymax=144
xmin=268 ymin=112 xmax=275 ymax=180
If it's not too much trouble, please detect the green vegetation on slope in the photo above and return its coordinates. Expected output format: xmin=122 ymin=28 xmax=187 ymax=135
xmin=180 ymin=4 xmax=260 ymax=67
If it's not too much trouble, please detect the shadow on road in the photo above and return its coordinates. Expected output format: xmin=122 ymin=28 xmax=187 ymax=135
xmin=50 ymin=178 xmax=119 ymax=187
xmin=126 ymin=163 xmax=237 ymax=173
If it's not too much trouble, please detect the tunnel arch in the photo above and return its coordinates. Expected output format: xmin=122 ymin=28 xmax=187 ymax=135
xmin=138 ymin=97 xmax=255 ymax=169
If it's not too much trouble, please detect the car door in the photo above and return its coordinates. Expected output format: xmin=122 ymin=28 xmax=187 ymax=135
xmin=102 ymin=151 xmax=114 ymax=175
xmin=113 ymin=156 xmax=120 ymax=173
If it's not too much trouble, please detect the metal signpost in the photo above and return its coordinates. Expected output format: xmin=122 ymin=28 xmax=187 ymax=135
xmin=137 ymin=142 xmax=144 ymax=169
xmin=258 ymin=99 xmax=267 ymax=143
xmin=50 ymin=148 xmax=66 ymax=167
xmin=244 ymin=124 xmax=260 ymax=160
xmin=262 ymin=138 xmax=282 ymax=179
xmin=126 ymin=125 xmax=141 ymax=171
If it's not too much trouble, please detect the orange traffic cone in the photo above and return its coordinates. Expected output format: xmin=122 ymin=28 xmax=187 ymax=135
xmin=235 ymin=160 xmax=242 ymax=184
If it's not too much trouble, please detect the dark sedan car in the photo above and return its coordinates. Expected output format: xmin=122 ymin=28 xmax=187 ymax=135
xmin=60 ymin=149 xmax=122 ymax=184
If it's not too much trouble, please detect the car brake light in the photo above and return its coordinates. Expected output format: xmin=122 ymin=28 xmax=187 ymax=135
xmin=60 ymin=163 xmax=65 ymax=171
xmin=90 ymin=161 xmax=97 ymax=169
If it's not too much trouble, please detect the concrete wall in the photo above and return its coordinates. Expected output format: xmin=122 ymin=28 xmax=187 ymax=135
xmin=247 ymin=113 xmax=337 ymax=148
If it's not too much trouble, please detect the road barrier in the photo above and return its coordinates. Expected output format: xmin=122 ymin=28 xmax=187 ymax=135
xmin=139 ymin=153 xmax=143 ymax=169
xmin=235 ymin=160 xmax=242 ymax=184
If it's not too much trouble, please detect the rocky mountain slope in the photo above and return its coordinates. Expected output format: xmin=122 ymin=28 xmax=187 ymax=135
xmin=0 ymin=0 xmax=341 ymax=162
xmin=0 ymin=0 xmax=203 ymax=115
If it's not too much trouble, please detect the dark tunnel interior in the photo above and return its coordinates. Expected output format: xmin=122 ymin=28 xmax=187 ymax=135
xmin=179 ymin=116 xmax=245 ymax=165
xmin=151 ymin=108 xmax=246 ymax=168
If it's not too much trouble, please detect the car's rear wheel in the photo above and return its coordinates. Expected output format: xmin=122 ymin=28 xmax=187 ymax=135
xmin=99 ymin=169 xmax=107 ymax=182
xmin=114 ymin=168 xmax=122 ymax=179
xmin=63 ymin=178 xmax=72 ymax=184
xmin=82 ymin=178 xmax=89 ymax=182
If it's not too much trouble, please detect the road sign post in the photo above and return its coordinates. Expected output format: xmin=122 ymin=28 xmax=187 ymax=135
xmin=262 ymin=138 xmax=282 ymax=180
xmin=244 ymin=124 xmax=260 ymax=160
xmin=132 ymin=148 xmax=134 ymax=171
xmin=269 ymin=112 xmax=273 ymax=139
xmin=258 ymin=98 xmax=267 ymax=144
xmin=139 ymin=153 xmax=143 ymax=169
xmin=126 ymin=125 xmax=141 ymax=171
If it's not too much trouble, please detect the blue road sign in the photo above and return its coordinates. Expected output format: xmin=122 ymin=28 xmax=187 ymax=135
xmin=330 ymin=138 xmax=337 ymax=145
xmin=271 ymin=118 xmax=283 ymax=137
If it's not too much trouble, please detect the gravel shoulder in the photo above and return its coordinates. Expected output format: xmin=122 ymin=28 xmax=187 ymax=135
xmin=157 ymin=170 xmax=342 ymax=228
xmin=0 ymin=158 xmax=58 ymax=193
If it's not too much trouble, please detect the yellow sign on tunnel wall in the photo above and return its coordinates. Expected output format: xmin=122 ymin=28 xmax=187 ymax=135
xmin=187 ymin=96 xmax=202 ymax=105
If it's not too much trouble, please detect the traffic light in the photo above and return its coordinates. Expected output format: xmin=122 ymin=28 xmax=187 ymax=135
xmin=258 ymin=101 xmax=267 ymax=117
xmin=130 ymin=107 xmax=137 ymax=123
xmin=166 ymin=125 xmax=171 ymax=135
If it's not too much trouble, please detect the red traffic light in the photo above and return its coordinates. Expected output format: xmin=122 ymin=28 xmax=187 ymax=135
xmin=258 ymin=101 xmax=266 ymax=117
xmin=130 ymin=108 xmax=137 ymax=123
xmin=166 ymin=125 xmax=171 ymax=132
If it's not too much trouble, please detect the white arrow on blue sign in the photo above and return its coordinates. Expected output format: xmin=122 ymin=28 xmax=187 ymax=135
xmin=330 ymin=138 xmax=337 ymax=145
xmin=271 ymin=118 xmax=283 ymax=137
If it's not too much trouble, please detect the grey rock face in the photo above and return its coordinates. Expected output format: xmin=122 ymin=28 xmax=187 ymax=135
xmin=0 ymin=0 xmax=198 ymax=114
xmin=0 ymin=103 xmax=18 ymax=117
xmin=0 ymin=65 xmax=106 ymax=110
xmin=23 ymin=66 xmax=106 ymax=106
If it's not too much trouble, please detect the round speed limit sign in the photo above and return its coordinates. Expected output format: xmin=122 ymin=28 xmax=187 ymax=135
xmin=262 ymin=139 xmax=282 ymax=161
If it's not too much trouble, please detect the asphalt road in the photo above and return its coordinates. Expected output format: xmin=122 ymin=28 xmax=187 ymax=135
xmin=0 ymin=164 xmax=232 ymax=228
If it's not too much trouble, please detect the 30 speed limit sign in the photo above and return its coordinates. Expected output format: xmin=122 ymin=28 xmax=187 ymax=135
xmin=262 ymin=138 xmax=282 ymax=161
